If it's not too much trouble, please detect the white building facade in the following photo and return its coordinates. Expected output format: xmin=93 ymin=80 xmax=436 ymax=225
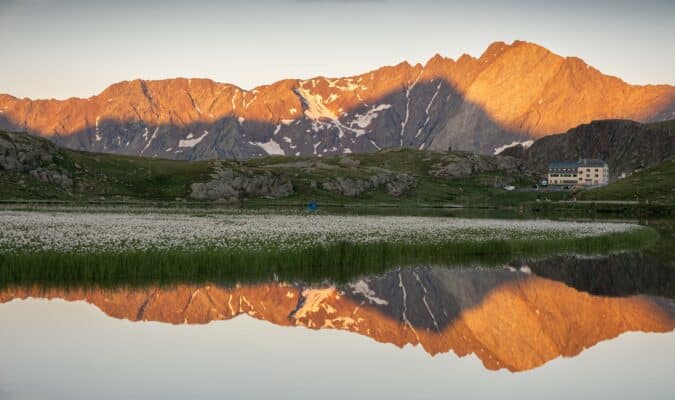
xmin=547 ymin=159 xmax=609 ymax=187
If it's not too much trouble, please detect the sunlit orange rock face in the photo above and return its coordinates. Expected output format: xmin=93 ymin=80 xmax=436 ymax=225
xmin=0 ymin=41 xmax=672 ymax=158
xmin=444 ymin=41 xmax=674 ymax=135
xmin=2 ymin=267 xmax=673 ymax=372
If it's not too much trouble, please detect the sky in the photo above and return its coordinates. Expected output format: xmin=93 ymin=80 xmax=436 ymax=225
xmin=1 ymin=0 xmax=674 ymax=100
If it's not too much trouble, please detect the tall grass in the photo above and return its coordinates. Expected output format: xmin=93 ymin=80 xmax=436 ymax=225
xmin=0 ymin=228 xmax=658 ymax=288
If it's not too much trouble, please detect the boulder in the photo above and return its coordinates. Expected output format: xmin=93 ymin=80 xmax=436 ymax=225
xmin=0 ymin=131 xmax=56 ymax=171
xmin=322 ymin=173 xmax=415 ymax=197
xmin=338 ymin=156 xmax=360 ymax=168
xmin=28 ymin=168 xmax=73 ymax=187
xmin=430 ymin=152 xmax=525 ymax=178
xmin=190 ymin=166 xmax=293 ymax=201
xmin=1 ymin=131 xmax=73 ymax=188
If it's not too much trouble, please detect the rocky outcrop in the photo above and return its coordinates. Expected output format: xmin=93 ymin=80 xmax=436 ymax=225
xmin=28 ymin=167 xmax=73 ymax=187
xmin=429 ymin=152 xmax=526 ymax=178
xmin=0 ymin=131 xmax=72 ymax=187
xmin=1 ymin=41 xmax=672 ymax=159
xmin=2 ymin=265 xmax=673 ymax=372
xmin=321 ymin=173 xmax=415 ymax=197
xmin=507 ymin=119 xmax=675 ymax=179
xmin=337 ymin=156 xmax=360 ymax=168
xmin=190 ymin=165 xmax=293 ymax=201
xmin=0 ymin=131 xmax=56 ymax=171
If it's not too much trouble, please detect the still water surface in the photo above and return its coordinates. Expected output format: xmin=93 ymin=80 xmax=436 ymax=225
xmin=1 ymin=300 xmax=674 ymax=400
xmin=1 ymin=251 xmax=673 ymax=399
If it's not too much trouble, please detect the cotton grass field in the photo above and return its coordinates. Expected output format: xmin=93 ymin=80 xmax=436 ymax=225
xmin=0 ymin=211 xmax=643 ymax=252
xmin=0 ymin=210 xmax=658 ymax=287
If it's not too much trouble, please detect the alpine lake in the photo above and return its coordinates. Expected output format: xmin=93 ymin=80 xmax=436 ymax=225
xmin=0 ymin=205 xmax=673 ymax=399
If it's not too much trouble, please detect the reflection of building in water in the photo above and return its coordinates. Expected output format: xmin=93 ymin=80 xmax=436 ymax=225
xmin=547 ymin=159 xmax=609 ymax=186
xmin=1 ymin=264 xmax=672 ymax=372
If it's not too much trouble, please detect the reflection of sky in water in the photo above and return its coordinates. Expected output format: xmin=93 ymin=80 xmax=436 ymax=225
xmin=1 ymin=299 xmax=674 ymax=400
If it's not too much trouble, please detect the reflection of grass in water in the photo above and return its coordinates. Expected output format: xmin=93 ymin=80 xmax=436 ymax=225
xmin=0 ymin=228 xmax=658 ymax=288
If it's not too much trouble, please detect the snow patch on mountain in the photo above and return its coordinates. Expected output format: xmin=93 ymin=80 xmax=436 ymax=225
xmin=348 ymin=280 xmax=388 ymax=305
xmin=401 ymin=71 xmax=423 ymax=145
xmin=296 ymin=85 xmax=388 ymax=139
xmin=326 ymin=78 xmax=367 ymax=91
xmin=296 ymin=87 xmax=337 ymax=121
xmin=252 ymin=139 xmax=284 ymax=155
xmin=416 ymin=81 xmax=442 ymax=138
xmin=231 ymin=91 xmax=238 ymax=110
xmin=95 ymin=116 xmax=102 ymax=142
xmin=493 ymin=140 xmax=534 ymax=155
xmin=179 ymin=130 xmax=209 ymax=148
xmin=140 ymin=127 xmax=159 ymax=155
xmin=243 ymin=94 xmax=256 ymax=109
xmin=294 ymin=288 xmax=337 ymax=320
xmin=282 ymin=136 xmax=297 ymax=150
xmin=351 ymin=104 xmax=392 ymax=132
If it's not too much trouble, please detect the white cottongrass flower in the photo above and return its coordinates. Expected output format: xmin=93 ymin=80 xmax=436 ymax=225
xmin=0 ymin=211 xmax=640 ymax=253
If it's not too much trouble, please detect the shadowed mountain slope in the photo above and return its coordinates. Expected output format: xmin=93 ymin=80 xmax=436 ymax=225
xmin=1 ymin=41 xmax=673 ymax=159
xmin=500 ymin=119 xmax=675 ymax=179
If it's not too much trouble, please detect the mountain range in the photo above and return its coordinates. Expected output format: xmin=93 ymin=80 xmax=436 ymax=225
xmin=1 ymin=40 xmax=673 ymax=160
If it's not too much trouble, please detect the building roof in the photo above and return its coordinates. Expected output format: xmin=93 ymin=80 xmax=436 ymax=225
xmin=548 ymin=161 xmax=579 ymax=169
xmin=578 ymin=158 xmax=608 ymax=168
xmin=548 ymin=159 xmax=608 ymax=169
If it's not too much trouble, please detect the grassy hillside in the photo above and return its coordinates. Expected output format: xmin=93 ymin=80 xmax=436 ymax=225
xmin=647 ymin=119 xmax=675 ymax=131
xmin=577 ymin=159 xmax=675 ymax=204
xmin=1 ymin=131 xmax=563 ymax=206
xmin=7 ymin=130 xmax=671 ymax=207
xmin=0 ymin=143 xmax=213 ymax=201
xmin=242 ymin=149 xmax=560 ymax=207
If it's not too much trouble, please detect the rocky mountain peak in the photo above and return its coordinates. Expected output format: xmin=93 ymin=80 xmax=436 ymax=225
xmin=0 ymin=41 xmax=672 ymax=160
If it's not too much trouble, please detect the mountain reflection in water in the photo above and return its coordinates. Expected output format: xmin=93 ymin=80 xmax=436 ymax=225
xmin=2 ymin=253 xmax=673 ymax=373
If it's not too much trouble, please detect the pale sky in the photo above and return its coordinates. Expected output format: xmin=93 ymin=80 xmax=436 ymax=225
xmin=1 ymin=0 xmax=674 ymax=100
